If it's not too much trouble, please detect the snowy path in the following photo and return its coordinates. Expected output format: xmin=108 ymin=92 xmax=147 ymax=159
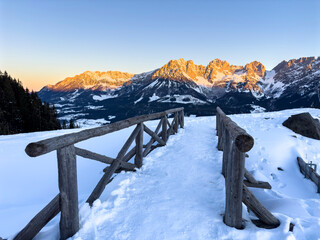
xmin=73 ymin=117 xmax=226 ymax=240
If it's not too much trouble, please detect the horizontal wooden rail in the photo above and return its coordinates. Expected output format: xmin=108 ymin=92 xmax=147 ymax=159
xmin=216 ymin=107 xmax=254 ymax=152
xmin=242 ymin=185 xmax=280 ymax=227
xmin=25 ymin=107 xmax=184 ymax=157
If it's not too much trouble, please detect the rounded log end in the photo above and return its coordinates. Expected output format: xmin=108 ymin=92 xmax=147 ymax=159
xmin=25 ymin=143 xmax=46 ymax=157
xmin=235 ymin=134 xmax=254 ymax=152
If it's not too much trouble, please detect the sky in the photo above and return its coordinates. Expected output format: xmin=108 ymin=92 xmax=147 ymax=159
xmin=0 ymin=0 xmax=319 ymax=91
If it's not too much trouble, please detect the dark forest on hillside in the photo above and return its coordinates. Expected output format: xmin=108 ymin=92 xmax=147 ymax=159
xmin=0 ymin=71 xmax=61 ymax=135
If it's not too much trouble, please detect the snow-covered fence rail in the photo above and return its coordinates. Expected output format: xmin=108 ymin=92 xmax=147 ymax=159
xmin=18 ymin=107 xmax=184 ymax=240
xmin=216 ymin=107 xmax=280 ymax=229
xmin=297 ymin=157 xmax=320 ymax=193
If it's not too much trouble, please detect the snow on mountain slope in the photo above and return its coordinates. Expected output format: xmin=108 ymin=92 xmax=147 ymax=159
xmin=1 ymin=109 xmax=320 ymax=239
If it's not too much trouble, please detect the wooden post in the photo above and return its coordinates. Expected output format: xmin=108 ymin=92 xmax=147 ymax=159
xmin=216 ymin=111 xmax=219 ymax=136
xmin=221 ymin=127 xmax=230 ymax=177
xmin=217 ymin=118 xmax=223 ymax=151
xmin=224 ymin=144 xmax=245 ymax=229
xmin=162 ymin=115 xmax=168 ymax=142
xmin=180 ymin=110 xmax=184 ymax=128
xmin=174 ymin=113 xmax=178 ymax=133
xmin=135 ymin=123 xmax=144 ymax=168
xmin=57 ymin=145 xmax=79 ymax=240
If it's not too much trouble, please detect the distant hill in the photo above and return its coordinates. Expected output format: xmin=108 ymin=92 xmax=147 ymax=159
xmin=0 ymin=71 xmax=61 ymax=134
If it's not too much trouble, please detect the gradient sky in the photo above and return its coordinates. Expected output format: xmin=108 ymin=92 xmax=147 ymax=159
xmin=0 ymin=0 xmax=319 ymax=91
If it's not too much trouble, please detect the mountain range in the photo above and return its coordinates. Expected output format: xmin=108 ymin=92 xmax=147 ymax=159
xmin=38 ymin=57 xmax=320 ymax=124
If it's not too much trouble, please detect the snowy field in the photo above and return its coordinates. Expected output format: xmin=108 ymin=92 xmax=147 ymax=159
xmin=1 ymin=108 xmax=320 ymax=239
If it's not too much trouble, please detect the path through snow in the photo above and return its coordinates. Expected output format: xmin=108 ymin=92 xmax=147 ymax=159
xmin=73 ymin=117 xmax=226 ymax=239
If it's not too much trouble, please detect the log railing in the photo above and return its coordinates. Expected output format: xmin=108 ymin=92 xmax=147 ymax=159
xmin=15 ymin=107 xmax=184 ymax=240
xmin=216 ymin=107 xmax=279 ymax=229
xmin=297 ymin=157 xmax=320 ymax=193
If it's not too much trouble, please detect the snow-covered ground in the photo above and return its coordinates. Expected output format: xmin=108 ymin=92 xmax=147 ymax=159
xmin=1 ymin=108 xmax=320 ymax=239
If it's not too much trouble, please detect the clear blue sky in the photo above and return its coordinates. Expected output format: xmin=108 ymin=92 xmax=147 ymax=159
xmin=0 ymin=0 xmax=319 ymax=91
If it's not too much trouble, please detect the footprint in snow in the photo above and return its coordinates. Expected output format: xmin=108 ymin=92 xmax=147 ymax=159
xmin=270 ymin=173 xmax=278 ymax=181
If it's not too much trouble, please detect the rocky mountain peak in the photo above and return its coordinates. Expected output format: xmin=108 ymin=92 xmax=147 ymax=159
xmin=245 ymin=61 xmax=266 ymax=78
xmin=273 ymin=57 xmax=318 ymax=73
xmin=46 ymin=70 xmax=134 ymax=92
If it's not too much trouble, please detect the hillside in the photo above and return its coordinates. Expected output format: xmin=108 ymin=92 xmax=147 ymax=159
xmin=1 ymin=109 xmax=320 ymax=239
xmin=38 ymin=57 xmax=320 ymax=125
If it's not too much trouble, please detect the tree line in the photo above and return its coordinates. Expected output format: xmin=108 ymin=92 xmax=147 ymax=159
xmin=0 ymin=71 xmax=62 ymax=134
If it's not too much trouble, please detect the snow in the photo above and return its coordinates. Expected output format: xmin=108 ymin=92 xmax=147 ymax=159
xmin=92 ymin=94 xmax=118 ymax=101
xmin=148 ymin=93 xmax=160 ymax=102
xmin=1 ymin=108 xmax=320 ymax=239
xmin=195 ymin=76 xmax=211 ymax=87
xmin=134 ymin=96 xmax=143 ymax=104
xmin=59 ymin=113 xmax=88 ymax=121
xmin=76 ymin=118 xmax=110 ymax=127
xmin=260 ymin=70 xmax=285 ymax=98
xmin=144 ymin=79 xmax=159 ymax=89
xmin=250 ymin=105 xmax=266 ymax=113
xmin=85 ymin=105 xmax=104 ymax=110
xmin=159 ymin=95 xmax=207 ymax=105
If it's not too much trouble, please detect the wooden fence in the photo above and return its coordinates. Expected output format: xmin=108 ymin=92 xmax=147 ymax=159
xmin=297 ymin=157 xmax=320 ymax=193
xmin=14 ymin=107 xmax=184 ymax=240
xmin=216 ymin=107 xmax=280 ymax=229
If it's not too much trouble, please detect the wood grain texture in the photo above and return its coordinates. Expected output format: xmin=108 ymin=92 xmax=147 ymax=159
xmin=243 ymin=180 xmax=271 ymax=189
xmin=180 ymin=110 xmax=184 ymax=128
xmin=221 ymin=127 xmax=230 ymax=177
xmin=75 ymin=147 xmax=114 ymax=164
xmin=224 ymin=144 xmax=245 ymax=229
xmin=244 ymin=168 xmax=258 ymax=184
xmin=57 ymin=145 xmax=79 ymax=239
xmin=144 ymin=119 xmax=163 ymax=157
xmin=135 ymin=123 xmax=144 ymax=168
xmin=242 ymin=185 xmax=280 ymax=227
xmin=162 ymin=116 xmax=168 ymax=142
xmin=143 ymin=124 xmax=166 ymax=146
xmin=216 ymin=107 xmax=254 ymax=152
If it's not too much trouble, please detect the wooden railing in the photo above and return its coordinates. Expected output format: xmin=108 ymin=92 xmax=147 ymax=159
xmin=15 ymin=107 xmax=184 ymax=240
xmin=216 ymin=107 xmax=280 ymax=229
xmin=297 ymin=157 xmax=320 ymax=193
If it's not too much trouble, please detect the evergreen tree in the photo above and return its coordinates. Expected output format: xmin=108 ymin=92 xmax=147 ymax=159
xmin=0 ymin=71 xmax=61 ymax=134
xmin=69 ymin=119 xmax=75 ymax=129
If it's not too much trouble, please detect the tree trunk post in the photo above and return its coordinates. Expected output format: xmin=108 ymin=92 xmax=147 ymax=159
xmin=162 ymin=116 xmax=168 ymax=142
xmin=180 ymin=110 xmax=184 ymax=128
xmin=216 ymin=112 xmax=220 ymax=136
xmin=217 ymin=117 xmax=223 ymax=151
xmin=224 ymin=143 xmax=245 ymax=229
xmin=221 ymin=126 xmax=230 ymax=177
xmin=135 ymin=123 xmax=144 ymax=168
xmin=174 ymin=113 xmax=178 ymax=133
xmin=57 ymin=145 xmax=79 ymax=240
